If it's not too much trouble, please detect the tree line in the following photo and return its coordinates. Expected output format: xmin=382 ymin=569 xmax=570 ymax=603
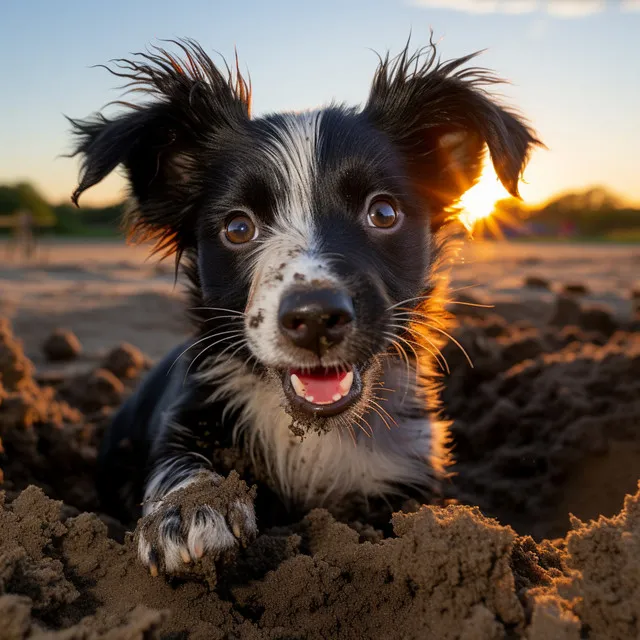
xmin=1 ymin=181 xmax=639 ymax=239
xmin=0 ymin=183 xmax=123 ymax=236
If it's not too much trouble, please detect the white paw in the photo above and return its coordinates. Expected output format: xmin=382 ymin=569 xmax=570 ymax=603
xmin=135 ymin=474 xmax=257 ymax=575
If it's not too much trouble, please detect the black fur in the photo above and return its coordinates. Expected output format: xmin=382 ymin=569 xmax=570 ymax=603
xmin=69 ymin=39 xmax=540 ymax=552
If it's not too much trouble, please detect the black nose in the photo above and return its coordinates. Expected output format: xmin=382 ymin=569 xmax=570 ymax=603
xmin=278 ymin=288 xmax=355 ymax=355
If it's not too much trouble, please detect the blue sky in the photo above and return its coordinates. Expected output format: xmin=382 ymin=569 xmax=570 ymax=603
xmin=1 ymin=0 xmax=639 ymax=206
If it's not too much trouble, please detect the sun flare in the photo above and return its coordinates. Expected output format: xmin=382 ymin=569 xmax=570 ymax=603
xmin=457 ymin=163 xmax=510 ymax=233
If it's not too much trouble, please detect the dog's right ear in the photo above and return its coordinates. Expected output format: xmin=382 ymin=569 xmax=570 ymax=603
xmin=69 ymin=41 xmax=251 ymax=255
xmin=364 ymin=41 xmax=541 ymax=232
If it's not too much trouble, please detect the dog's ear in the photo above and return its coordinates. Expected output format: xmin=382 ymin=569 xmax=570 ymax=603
xmin=69 ymin=41 xmax=251 ymax=255
xmin=364 ymin=44 xmax=542 ymax=230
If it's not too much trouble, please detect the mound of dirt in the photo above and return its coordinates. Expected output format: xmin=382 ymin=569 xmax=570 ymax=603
xmin=1 ymin=483 xmax=638 ymax=639
xmin=442 ymin=311 xmax=640 ymax=540
xmin=0 ymin=313 xmax=639 ymax=639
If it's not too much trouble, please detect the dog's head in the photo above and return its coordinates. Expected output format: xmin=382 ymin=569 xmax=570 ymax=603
xmin=70 ymin=40 xmax=540 ymax=434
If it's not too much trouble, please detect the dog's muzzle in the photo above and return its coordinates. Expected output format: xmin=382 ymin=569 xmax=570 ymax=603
xmin=278 ymin=286 xmax=363 ymax=416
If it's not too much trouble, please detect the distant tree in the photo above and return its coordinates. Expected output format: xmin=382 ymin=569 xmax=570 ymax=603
xmin=0 ymin=182 xmax=55 ymax=225
xmin=0 ymin=186 xmax=22 ymax=216
xmin=15 ymin=183 xmax=55 ymax=225
xmin=525 ymin=187 xmax=640 ymax=237
xmin=52 ymin=203 xmax=84 ymax=234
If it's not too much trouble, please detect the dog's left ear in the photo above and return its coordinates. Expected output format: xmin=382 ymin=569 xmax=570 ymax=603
xmin=68 ymin=41 xmax=251 ymax=256
xmin=364 ymin=45 xmax=542 ymax=230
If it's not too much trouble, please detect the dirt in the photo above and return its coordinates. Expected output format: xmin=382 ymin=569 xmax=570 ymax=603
xmin=0 ymin=240 xmax=639 ymax=638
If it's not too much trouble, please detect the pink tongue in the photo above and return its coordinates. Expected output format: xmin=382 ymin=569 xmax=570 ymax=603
xmin=293 ymin=369 xmax=347 ymax=404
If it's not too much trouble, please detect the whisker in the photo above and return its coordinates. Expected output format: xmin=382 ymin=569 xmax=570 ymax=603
xmin=382 ymin=332 xmax=414 ymax=397
xmin=168 ymin=328 xmax=244 ymax=373
xmin=183 ymin=332 xmax=246 ymax=380
xmin=189 ymin=306 xmax=246 ymax=316
xmin=201 ymin=314 xmax=247 ymax=323
xmin=357 ymin=413 xmax=375 ymax=437
xmin=421 ymin=322 xmax=474 ymax=368
xmin=388 ymin=332 xmax=422 ymax=387
xmin=345 ymin=423 xmax=358 ymax=445
xmin=387 ymin=294 xmax=434 ymax=311
xmin=369 ymin=399 xmax=398 ymax=428
xmin=445 ymin=300 xmax=494 ymax=309
xmin=387 ymin=322 xmax=450 ymax=374
xmin=368 ymin=403 xmax=392 ymax=431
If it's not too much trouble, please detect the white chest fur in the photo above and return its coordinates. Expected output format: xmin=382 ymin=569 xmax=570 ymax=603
xmin=199 ymin=359 xmax=435 ymax=507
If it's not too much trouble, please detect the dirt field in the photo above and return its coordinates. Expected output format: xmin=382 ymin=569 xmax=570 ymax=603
xmin=1 ymin=238 xmax=639 ymax=639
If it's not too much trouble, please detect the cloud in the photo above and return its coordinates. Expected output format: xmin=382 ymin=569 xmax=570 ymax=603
xmin=621 ymin=0 xmax=640 ymax=10
xmin=545 ymin=1 xmax=605 ymax=17
xmin=411 ymin=0 xmax=637 ymax=17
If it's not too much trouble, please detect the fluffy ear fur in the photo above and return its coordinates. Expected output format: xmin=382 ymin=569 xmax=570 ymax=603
xmin=364 ymin=42 xmax=542 ymax=230
xmin=68 ymin=40 xmax=251 ymax=256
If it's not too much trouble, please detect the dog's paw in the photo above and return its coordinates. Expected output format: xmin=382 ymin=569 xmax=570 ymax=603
xmin=135 ymin=470 xmax=257 ymax=575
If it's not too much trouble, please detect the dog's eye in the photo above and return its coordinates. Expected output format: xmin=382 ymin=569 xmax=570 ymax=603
xmin=224 ymin=213 xmax=257 ymax=245
xmin=367 ymin=199 xmax=398 ymax=229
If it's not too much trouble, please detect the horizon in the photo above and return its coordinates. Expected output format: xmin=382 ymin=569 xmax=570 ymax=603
xmin=2 ymin=0 xmax=639 ymax=208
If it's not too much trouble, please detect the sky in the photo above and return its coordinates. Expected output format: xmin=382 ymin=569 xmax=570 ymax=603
xmin=1 ymin=0 xmax=639 ymax=207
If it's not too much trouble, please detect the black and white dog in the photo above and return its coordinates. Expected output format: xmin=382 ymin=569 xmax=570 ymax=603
xmin=70 ymin=39 xmax=539 ymax=575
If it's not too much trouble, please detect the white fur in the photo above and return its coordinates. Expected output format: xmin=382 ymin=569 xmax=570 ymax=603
xmin=232 ymin=500 xmax=258 ymax=537
xmin=187 ymin=506 xmax=236 ymax=558
xmin=196 ymin=358 xmax=435 ymax=507
xmin=262 ymin=110 xmax=322 ymax=237
xmin=245 ymin=251 xmax=340 ymax=368
xmin=158 ymin=510 xmax=189 ymax=572
xmin=245 ymin=111 xmax=331 ymax=366
xmin=137 ymin=532 xmax=152 ymax=566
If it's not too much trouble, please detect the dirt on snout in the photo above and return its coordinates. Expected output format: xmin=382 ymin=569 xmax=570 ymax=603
xmin=0 ymin=288 xmax=639 ymax=638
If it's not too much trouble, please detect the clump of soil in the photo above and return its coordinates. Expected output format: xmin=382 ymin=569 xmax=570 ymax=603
xmin=42 ymin=329 xmax=82 ymax=362
xmin=0 ymin=313 xmax=639 ymax=639
xmin=563 ymin=282 xmax=589 ymax=296
xmin=524 ymin=275 xmax=551 ymax=290
xmin=0 ymin=320 xmax=97 ymax=513
xmin=102 ymin=342 xmax=148 ymax=380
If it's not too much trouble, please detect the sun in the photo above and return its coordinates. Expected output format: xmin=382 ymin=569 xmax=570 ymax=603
xmin=457 ymin=163 xmax=510 ymax=233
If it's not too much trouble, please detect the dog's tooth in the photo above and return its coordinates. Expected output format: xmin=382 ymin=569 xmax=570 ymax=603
xmin=305 ymin=395 xmax=315 ymax=403
xmin=332 ymin=393 xmax=342 ymax=402
xmin=339 ymin=371 xmax=354 ymax=394
xmin=290 ymin=373 xmax=305 ymax=398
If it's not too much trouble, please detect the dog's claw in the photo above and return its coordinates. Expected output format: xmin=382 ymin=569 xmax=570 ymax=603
xmin=136 ymin=474 xmax=257 ymax=575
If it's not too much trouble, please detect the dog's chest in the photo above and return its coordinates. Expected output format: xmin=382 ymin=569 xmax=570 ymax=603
xmin=202 ymin=362 xmax=434 ymax=508
xmin=238 ymin=400 xmax=433 ymax=508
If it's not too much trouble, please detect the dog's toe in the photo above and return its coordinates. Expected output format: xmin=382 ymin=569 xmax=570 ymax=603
xmin=136 ymin=499 xmax=256 ymax=574
xmin=186 ymin=505 xmax=236 ymax=560
xmin=228 ymin=499 xmax=258 ymax=546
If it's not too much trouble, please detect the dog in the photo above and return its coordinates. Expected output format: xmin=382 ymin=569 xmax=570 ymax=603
xmin=69 ymin=38 xmax=539 ymax=575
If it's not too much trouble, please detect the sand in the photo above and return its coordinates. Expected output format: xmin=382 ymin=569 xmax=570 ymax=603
xmin=0 ymin=238 xmax=639 ymax=639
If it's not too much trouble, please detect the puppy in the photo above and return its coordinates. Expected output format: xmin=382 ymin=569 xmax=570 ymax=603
xmin=70 ymin=39 xmax=539 ymax=574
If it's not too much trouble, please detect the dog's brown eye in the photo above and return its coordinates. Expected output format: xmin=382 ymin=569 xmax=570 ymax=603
xmin=224 ymin=214 xmax=256 ymax=244
xmin=367 ymin=199 xmax=398 ymax=229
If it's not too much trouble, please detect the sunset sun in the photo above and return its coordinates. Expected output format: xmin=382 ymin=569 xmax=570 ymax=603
xmin=457 ymin=163 xmax=510 ymax=234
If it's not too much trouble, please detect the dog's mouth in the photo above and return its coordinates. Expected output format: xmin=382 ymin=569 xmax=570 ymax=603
xmin=282 ymin=365 xmax=363 ymax=417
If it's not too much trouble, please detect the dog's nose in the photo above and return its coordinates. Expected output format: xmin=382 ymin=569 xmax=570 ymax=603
xmin=278 ymin=288 xmax=354 ymax=355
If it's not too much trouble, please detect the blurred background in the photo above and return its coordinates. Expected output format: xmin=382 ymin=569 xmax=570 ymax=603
xmin=1 ymin=0 xmax=639 ymax=242
xmin=0 ymin=0 xmax=639 ymax=546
